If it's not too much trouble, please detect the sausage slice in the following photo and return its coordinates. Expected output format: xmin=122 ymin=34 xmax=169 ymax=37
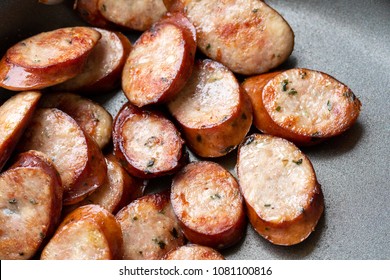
xmin=40 ymin=92 xmax=113 ymax=149
xmin=236 ymin=134 xmax=324 ymax=245
xmin=168 ymin=59 xmax=253 ymax=158
xmin=0 ymin=91 xmax=41 ymax=171
xmin=40 ymin=205 xmax=123 ymax=260
xmin=17 ymin=108 xmax=107 ymax=205
xmin=122 ymin=12 xmax=196 ymax=107
xmin=0 ymin=150 xmax=62 ymax=259
xmin=98 ymin=0 xmax=167 ymax=31
xmin=113 ymin=102 xmax=186 ymax=178
xmin=116 ymin=192 xmax=185 ymax=260
xmin=63 ymin=154 xmax=144 ymax=215
xmin=242 ymin=72 xmax=313 ymax=145
xmin=163 ymin=244 xmax=225 ymax=260
xmin=164 ymin=0 xmax=294 ymax=75
xmin=55 ymin=28 xmax=132 ymax=94
xmin=74 ymin=0 xmax=114 ymax=28
xmin=262 ymin=68 xmax=362 ymax=139
xmin=0 ymin=27 xmax=101 ymax=91
xmin=171 ymin=161 xmax=246 ymax=249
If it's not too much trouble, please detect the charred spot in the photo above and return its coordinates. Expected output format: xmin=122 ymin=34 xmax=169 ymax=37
xmin=170 ymin=228 xmax=179 ymax=239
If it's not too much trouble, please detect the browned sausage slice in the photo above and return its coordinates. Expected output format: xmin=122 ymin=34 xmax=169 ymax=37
xmin=164 ymin=0 xmax=294 ymax=75
xmin=0 ymin=91 xmax=41 ymax=171
xmin=17 ymin=108 xmax=107 ymax=205
xmin=168 ymin=59 xmax=253 ymax=158
xmin=242 ymin=72 xmax=313 ymax=146
xmin=262 ymin=68 xmax=362 ymax=139
xmin=122 ymin=12 xmax=196 ymax=107
xmin=39 ymin=92 xmax=113 ymax=149
xmin=116 ymin=192 xmax=185 ymax=260
xmin=63 ymin=154 xmax=144 ymax=215
xmin=98 ymin=0 xmax=167 ymax=31
xmin=0 ymin=27 xmax=101 ymax=91
xmin=74 ymin=0 xmax=114 ymax=28
xmin=55 ymin=28 xmax=132 ymax=94
xmin=163 ymin=244 xmax=225 ymax=260
xmin=0 ymin=150 xmax=62 ymax=259
xmin=40 ymin=204 xmax=123 ymax=260
xmin=236 ymin=134 xmax=324 ymax=245
xmin=113 ymin=102 xmax=186 ymax=178
xmin=171 ymin=161 xmax=246 ymax=249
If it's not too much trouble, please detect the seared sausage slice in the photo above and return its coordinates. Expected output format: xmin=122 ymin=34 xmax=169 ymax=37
xmin=0 ymin=150 xmax=62 ymax=260
xmin=0 ymin=91 xmax=41 ymax=171
xmin=63 ymin=154 xmax=144 ymax=215
xmin=0 ymin=27 xmax=101 ymax=91
xmin=41 ymin=205 xmax=123 ymax=260
xmin=116 ymin=192 xmax=185 ymax=260
xmin=262 ymin=68 xmax=362 ymax=139
xmin=17 ymin=108 xmax=107 ymax=205
xmin=237 ymin=134 xmax=324 ymax=245
xmin=171 ymin=161 xmax=246 ymax=249
xmin=164 ymin=0 xmax=294 ymax=75
xmin=55 ymin=28 xmax=132 ymax=94
xmin=122 ymin=12 xmax=196 ymax=107
xmin=113 ymin=102 xmax=186 ymax=179
xmin=40 ymin=92 xmax=113 ymax=149
xmin=242 ymin=72 xmax=313 ymax=146
xmin=168 ymin=59 xmax=252 ymax=158
xmin=74 ymin=0 xmax=114 ymax=28
xmin=163 ymin=244 xmax=225 ymax=260
xmin=98 ymin=0 xmax=167 ymax=31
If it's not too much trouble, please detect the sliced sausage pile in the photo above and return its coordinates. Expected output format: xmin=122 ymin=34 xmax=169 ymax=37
xmin=0 ymin=0 xmax=362 ymax=259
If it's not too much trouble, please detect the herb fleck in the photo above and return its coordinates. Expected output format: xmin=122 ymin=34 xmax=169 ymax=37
xmin=138 ymin=251 xmax=143 ymax=255
xmin=146 ymin=158 xmax=155 ymax=168
xmin=288 ymin=88 xmax=298 ymax=95
xmin=29 ymin=198 xmax=38 ymax=205
xmin=101 ymin=4 xmax=107 ymax=12
xmin=132 ymin=216 xmax=138 ymax=221
xmin=327 ymin=100 xmax=332 ymax=111
xmin=161 ymin=77 xmax=168 ymax=82
xmin=206 ymin=43 xmax=211 ymax=50
xmin=19 ymin=252 xmax=25 ymax=256
xmin=39 ymin=232 xmax=46 ymax=240
xmin=300 ymin=71 xmax=307 ymax=79
xmin=211 ymin=193 xmax=222 ymax=200
xmin=8 ymin=198 xmax=17 ymax=204
xmin=281 ymin=79 xmax=289 ymax=91
xmin=252 ymin=8 xmax=259 ymax=13
xmin=276 ymin=106 xmax=281 ymax=112
xmin=152 ymin=238 xmax=166 ymax=249
xmin=292 ymin=158 xmax=303 ymax=165
xmin=264 ymin=204 xmax=272 ymax=207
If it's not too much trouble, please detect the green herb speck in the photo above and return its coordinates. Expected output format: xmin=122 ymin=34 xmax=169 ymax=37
xmin=292 ymin=158 xmax=303 ymax=165
xmin=281 ymin=79 xmax=289 ymax=91
xmin=276 ymin=106 xmax=281 ymax=112
xmin=211 ymin=193 xmax=222 ymax=200
xmin=8 ymin=198 xmax=17 ymax=204
xmin=288 ymin=88 xmax=298 ymax=95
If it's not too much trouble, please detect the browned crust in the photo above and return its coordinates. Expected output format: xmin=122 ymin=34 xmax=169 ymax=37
xmin=113 ymin=102 xmax=187 ymax=178
xmin=242 ymin=72 xmax=315 ymax=146
xmin=163 ymin=244 xmax=225 ymax=260
xmin=0 ymin=27 xmax=101 ymax=91
xmin=181 ymin=86 xmax=253 ymax=158
xmin=0 ymin=91 xmax=41 ymax=171
xmin=41 ymin=204 xmax=123 ymax=259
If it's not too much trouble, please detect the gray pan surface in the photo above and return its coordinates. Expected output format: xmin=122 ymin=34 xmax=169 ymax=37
xmin=0 ymin=0 xmax=388 ymax=260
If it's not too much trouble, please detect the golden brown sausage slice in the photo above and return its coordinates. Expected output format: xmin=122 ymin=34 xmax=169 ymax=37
xmin=0 ymin=91 xmax=41 ymax=171
xmin=116 ymin=192 xmax=185 ymax=260
xmin=39 ymin=92 xmax=113 ymax=149
xmin=63 ymin=154 xmax=144 ymax=215
xmin=40 ymin=204 xmax=123 ymax=260
xmin=17 ymin=108 xmax=107 ymax=205
xmin=113 ymin=102 xmax=186 ymax=178
xmin=171 ymin=161 xmax=246 ymax=249
xmin=98 ymin=0 xmax=167 ymax=31
xmin=168 ymin=59 xmax=253 ymax=157
xmin=0 ymin=27 xmax=101 ymax=91
xmin=122 ymin=12 xmax=196 ymax=107
xmin=55 ymin=28 xmax=132 ymax=94
xmin=164 ymin=0 xmax=294 ymax=75
xmin=74 ymin=0 xmax=114 ymax=28
xmin=242 ymin=72 xmax=313 ymax=146
xmin=262 ymin=68 xmax=362 ymax=139
xmin=163 ymin=244 xmax=225 ymax=260
xmin=237 ymin=134 xmax=324 ymax=245
xmin=0 ymin=150 xmax=62 ymax=260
